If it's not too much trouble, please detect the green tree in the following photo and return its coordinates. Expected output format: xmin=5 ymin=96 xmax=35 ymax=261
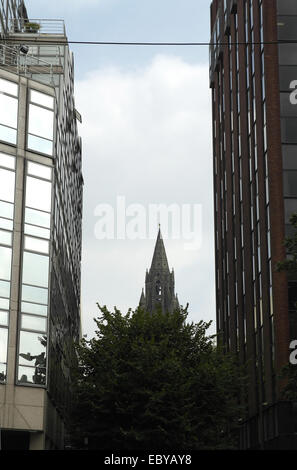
xmin=70 ymin=305 xmax=243 ymax=450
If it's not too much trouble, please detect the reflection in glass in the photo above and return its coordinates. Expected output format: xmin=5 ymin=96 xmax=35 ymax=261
xmin=0 ymin=327 xmax=8 ymax=363
xmin=28 ymin=104 xmax=53 ymax=140
xmin=18 ymin=365 xmax=46 ymax=385
xmin=24 ymin=236 xmax=49 ymax=254
xmin=0 ymin=230 xmax=12 ymax=246
xmin=0 ymin=94 xmax=18 ymax=128
xmin=0 ymin=311 xmax=8 ymax=326
xmin=25 ymin=208 xmax=51 ymax=228
xmin=27 ymin=134 xmax=53 ymax=156
xmin=19 ymin=331 xmax=46 ymax=364
xmin=0 ymin=125 xmax=17 ymax=145
xmin=18 ymin=332 xmax=47 ymax=385
xmin=21 ymin=301 xmax=47 ymax=316
xmin=0 ymin=169 xmax=15 ymax=202
xmin=21 ymin=314 xmax=47 ymax=332
xmin=28 ymin=161 xmax=52 ymax=180
xmin=26 ymin=176 xmax=52 ymax=212
xmin=0 ymin=152 xmax=15 ymax=170
xmin=30 ymin=90 xmax=54 ymax=109
xmin=0 ymin=280 xmax=10 ymax=298
xmin=0 ymin=201 xmax=14 ymax=219
xmin=22 ymin=284 xmax=48 ymax=304
xmin=0 ymin=246 xmax=12 ymax=280
xmin=0 ymin=363 xmax=6 ymax=383
xmin=0 ymin=218 xmax=13 ymax=230
xmin=22 ymin=252 xmax=49 ymax=288
xmin=0 ymin=78 xmax=18 ymax=96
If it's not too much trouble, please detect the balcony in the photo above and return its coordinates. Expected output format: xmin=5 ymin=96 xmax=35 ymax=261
xmin=9 ymin=18 xmax=66 ymax=37
xmin=0 ymin=43 xmax=56 ymax=86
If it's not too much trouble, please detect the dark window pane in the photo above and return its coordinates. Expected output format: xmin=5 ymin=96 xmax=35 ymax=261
xmin=279 ymin=44 xmax=297 ymax=65
xmin=278 ymin=16 xmax=297 ymax=40
xmin=285 ymin=198 xmax=297 ymax=223
xmin=283 ymin=145 xmax=297 ymax=169
xmin=284 ymin=171 xmax=297 ymax=196
xmin=277 ymin=0 xmax=297 ymax=15
xmin=280 ymin=92 xmax=297 ymax=116
xmin=279 ymin=66 xmax=297 ymax=91
xmin=281 ymin=118 xmax=297 ymax=143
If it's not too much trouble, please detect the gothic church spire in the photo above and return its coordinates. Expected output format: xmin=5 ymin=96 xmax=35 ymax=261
xmin=139 ymin=228 xmax=180 ymax=314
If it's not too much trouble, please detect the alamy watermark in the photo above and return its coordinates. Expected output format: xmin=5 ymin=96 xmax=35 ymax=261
xmin=289 ymin=340 xmax=297 ymax=365
xmin=289 ymin=80 xmax=297 ymax=104
xmin=94 ymin=196 xmax=203 ymax=251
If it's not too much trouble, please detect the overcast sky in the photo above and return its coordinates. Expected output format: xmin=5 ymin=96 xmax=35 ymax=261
xmin=25 ymin=0 xmax=215 ymax=337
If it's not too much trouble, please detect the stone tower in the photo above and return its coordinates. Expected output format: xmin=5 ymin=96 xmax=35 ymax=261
xmin=139 ymin=228 xmax=179 ymax=314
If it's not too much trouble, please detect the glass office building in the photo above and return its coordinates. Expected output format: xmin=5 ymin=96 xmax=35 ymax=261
xmin=210 ymin=0 xmax=297 ymax=449
xmin=0 ymin=1 xmax=83 ymax=449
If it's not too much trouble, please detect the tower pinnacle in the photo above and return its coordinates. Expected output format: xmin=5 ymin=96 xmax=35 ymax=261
xmin=138 ymin=229 xmax=180 ymax=314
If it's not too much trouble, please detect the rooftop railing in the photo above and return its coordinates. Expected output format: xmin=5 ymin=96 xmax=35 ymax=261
xmin=9 ymin=18 xmax=66 ymax=36
xmin=0 ymin=43 xmax=56 ymax=85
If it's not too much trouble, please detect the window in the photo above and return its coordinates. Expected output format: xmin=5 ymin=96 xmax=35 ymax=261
xmin=278 ymin=44 xmax=297 ymax=65
xmin=18 ymin=161 xmax=52 ymax=387
xmin=24 ymin=236 xmax=49 ymax=254
xmin=277 ymin=0 xmax=297 ymax=15
xmin=0 ymin=78 xmax=18 ymax=97
xmin=21 ymin=314 xmax=47 ymax=333
xmin=0 ymin=247 xmax=12 ymax=281
xmin=0 ymin=327 xmax=8 ymax=382
xmin=283 ymin=145 xmax=297 ymax=169
xmin=281 ymin=118 xmax=297 ymax=143
xmin=283 ymin=171 xmax=297 ymax=196
xmin=22 ymin=252 xmax=49 ymax=288
xmin=285 ymin=198 xmax=297 ymax=223
xmin=18 ymin=331 xmax=46 ymax=385
xmin=0 ymin=168 xmax=15 ymax=203
xmin=25 ymin=176 xmax=52 ymax=212
xmin=0 ymin=152 xmax=15 ymax=383
xmin=279 ymin=66 xmax=297 ymax=92
xmin=27 ymin=89 xmax=54 ymax=156
xmin=22 ymin=285 xmax=48 ymax=305
xmin=27 ymin=161 xmax=52 ymax=180
xmin=278 ymin=16 xmax=297 ymax=40
xmin=25 ymin=208 xmax=51 ymax=228
xmin=280 ymin=92 xmax=297 ymax=117
xmin=0 ymin=79 xmax=18 ymax=145
xmin=30 ymin=90 xmax=54 ymax=109
xmin=0 ymin=152 xmax=15 ymax=170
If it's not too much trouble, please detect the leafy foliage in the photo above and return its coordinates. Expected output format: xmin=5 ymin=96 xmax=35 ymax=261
xmin=70 ymin=305 xmax=243 ymax=450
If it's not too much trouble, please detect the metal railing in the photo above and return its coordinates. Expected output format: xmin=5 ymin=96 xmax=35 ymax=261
xmin=0 ymin=43 xmax=55 ymax=85
xmin=9 ymin=18 xmax=66 ymax=36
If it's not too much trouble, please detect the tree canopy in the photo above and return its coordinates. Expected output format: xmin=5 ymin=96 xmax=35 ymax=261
xmin=70 ymin=305 xmax=243 ymax=450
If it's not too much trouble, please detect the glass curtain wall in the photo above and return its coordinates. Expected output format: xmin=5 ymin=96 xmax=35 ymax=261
xmin=18 ymin=160 xmax=52 ymax=385
xmin=0 ymin=151 xmax=16 ymax=382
